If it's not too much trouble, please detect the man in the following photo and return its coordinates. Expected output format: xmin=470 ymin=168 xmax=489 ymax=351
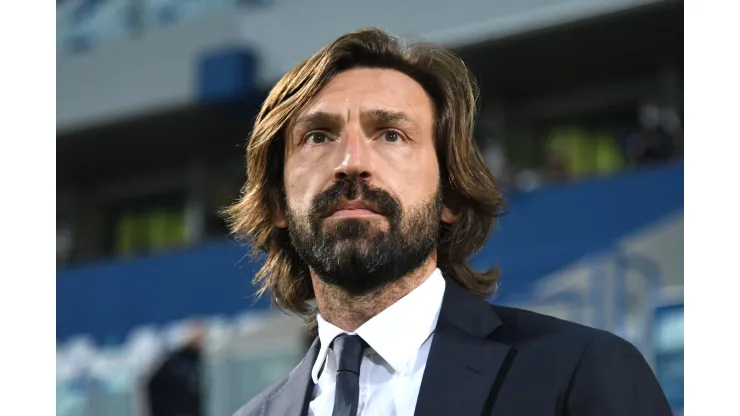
xmin=147 ymin=322 xmax=204 ymax=416
xmin=225 ymin=28 xmax=671 ymax=416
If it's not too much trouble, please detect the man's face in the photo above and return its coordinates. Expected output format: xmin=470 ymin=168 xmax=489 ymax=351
xmin=278 ymin=68 xmax=453 ymax=295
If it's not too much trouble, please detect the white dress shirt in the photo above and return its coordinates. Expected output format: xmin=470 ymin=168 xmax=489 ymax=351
xmin=308 ymin=269 xmax=446 ymax=416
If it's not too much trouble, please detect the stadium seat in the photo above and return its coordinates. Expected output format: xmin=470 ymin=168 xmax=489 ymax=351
xmin=60 ymin=335 xmax=98 ymax=380
xmin=205 ymin=315 xmax=235 ymax=352
xmin=123 ymin=325 xmax=166 ymax=375
xmin=162 ymin=319 xmax=193 ymax=351
xmin=60 ymin=0 xmax=133 ymax=53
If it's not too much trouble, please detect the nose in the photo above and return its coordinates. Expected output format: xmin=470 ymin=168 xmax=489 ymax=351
xmin=333 ymin=129 xmax=373 ymax=182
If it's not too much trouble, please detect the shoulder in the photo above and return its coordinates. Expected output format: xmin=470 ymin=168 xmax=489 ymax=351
xmin=231 ymin=376 xmax=289 ymax=416
xmin=492 ymin=304 xmax=612 ymax=341
xmin=488 ymin=307 xmax=671 ymax=413
xmin=491 ymin=305 xmax=645 ymax=364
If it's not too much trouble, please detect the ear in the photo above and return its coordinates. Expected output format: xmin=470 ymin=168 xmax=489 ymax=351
xmin=274 ymin=209 xmax=288 ymax=228
xmin=271 ymin=190 xmax=288 ymax=229
xmin=441 ymin=204 xmax=459 ymax=224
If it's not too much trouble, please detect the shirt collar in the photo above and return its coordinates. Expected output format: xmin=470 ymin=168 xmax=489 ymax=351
xmin=311 ymin=269 xmax=446 ymax=383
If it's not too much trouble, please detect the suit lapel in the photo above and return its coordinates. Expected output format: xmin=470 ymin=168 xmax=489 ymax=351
xmin=414 ymin=280 xmax=513 ymax=416
xmin=264 ymin=338 xmax=319 ymax=416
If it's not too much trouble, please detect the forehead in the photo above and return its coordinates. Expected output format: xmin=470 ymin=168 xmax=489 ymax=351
xmin=296 ymin=68 xmax=435 ymax=125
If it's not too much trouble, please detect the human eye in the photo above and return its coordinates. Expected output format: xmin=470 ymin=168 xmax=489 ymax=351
xmin=379 ymin=129 xmax=404 ymax=143
xmin=304 ymin=131 xmax=332 ymax=145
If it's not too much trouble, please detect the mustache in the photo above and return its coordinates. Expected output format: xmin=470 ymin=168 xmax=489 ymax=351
xmin=309 ymin=179 xmax=401 ymax=220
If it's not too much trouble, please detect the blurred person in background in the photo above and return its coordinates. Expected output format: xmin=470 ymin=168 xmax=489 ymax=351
xmin=146 ymin=321 xmax=205 ymax=416
xmin=225 ymin=28 xmax=671 ymax=416
xmin=626 ymin=102 xmax=682 ymax=166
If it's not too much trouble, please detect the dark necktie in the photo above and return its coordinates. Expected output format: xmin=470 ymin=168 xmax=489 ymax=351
xmin=331 ymin=334 xmax=368 ymax=416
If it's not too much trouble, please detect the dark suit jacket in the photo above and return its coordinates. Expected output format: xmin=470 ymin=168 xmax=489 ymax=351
xmin=147 ymin=345 xmax=202 ymax=416
xmin=233 ymin=279 xmax=672 ymax=416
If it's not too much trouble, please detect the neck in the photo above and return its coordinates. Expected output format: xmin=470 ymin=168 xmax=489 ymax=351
xmin=312 ymin=257 xmax=438 ymax=332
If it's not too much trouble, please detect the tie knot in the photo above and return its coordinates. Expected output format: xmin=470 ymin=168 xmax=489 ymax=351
xmin=332 ymin=334 xmax=367 ymax=374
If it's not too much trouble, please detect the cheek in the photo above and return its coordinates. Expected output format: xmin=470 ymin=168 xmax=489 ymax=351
xmin=379 ymin=148 xmax=440 ymax=203
xmin=284 ymin=156 xmax=328 ymax=209
xmin=284 ymin=171 xmax=308 ymax=211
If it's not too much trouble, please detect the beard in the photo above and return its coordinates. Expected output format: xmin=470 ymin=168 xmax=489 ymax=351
xmin=286 ymin=178 xmax=442 ymax=296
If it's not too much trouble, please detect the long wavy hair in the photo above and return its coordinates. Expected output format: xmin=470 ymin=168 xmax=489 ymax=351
xmin=224 ymin=28 xmax=505 ymax=326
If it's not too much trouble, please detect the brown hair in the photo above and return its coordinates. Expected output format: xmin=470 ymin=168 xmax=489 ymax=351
xmin=224 ymin=28 xmax=505 ymax=324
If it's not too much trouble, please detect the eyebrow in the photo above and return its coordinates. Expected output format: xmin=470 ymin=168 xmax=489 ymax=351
xmin=291 ymin=108 xmax=419 ymax=136
xmin=360 ymin=108 xmax=418 ymax=130
xmin=291 ymin=111 xmax=344 ymax=135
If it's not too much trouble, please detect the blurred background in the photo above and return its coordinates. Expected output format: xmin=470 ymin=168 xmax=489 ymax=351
xmin=56 ymin=0 xmax=684 ymax=415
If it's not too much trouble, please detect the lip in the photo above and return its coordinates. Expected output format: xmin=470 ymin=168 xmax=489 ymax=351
xmin=328 ymin=208 xmax=381 ymax=218
xmin=325 ymin=201 xmax=382 ymax=218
